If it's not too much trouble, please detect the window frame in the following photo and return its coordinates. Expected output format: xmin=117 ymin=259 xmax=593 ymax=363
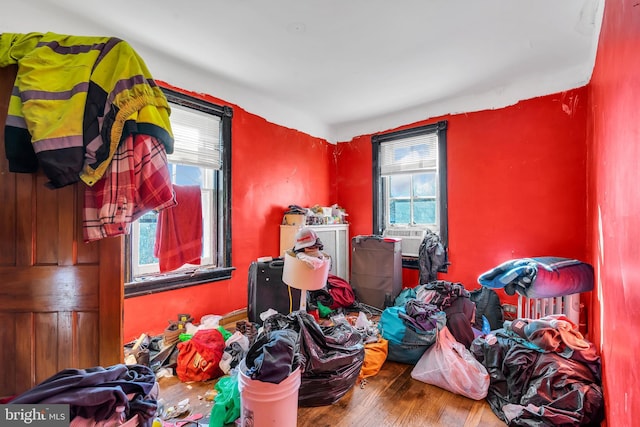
xmin=124 ymin=87 xmax=234 ymax=298
xmin=372 ymin=120 xmax=448 ymax=269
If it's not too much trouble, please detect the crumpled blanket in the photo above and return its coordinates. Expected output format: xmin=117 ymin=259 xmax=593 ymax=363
xmin=477 ymin=256 xmax=594 ymax=298
xmin=505 ymin=314 xmax=591 ymax=352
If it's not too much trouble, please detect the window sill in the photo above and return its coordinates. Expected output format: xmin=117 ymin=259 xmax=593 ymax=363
xmin=124 ymin=266 xmax=235 ymax=298
xmin=402 ymin=257 xmax=420 ymax=269
xmin=401 ymin=257 xmax=449 ymax=273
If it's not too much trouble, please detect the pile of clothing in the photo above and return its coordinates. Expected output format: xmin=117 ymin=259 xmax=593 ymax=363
xmin=8 ymin=364 xmax=158 ymax=427
xmin=471 ymin=315 xmax=604 ymax=426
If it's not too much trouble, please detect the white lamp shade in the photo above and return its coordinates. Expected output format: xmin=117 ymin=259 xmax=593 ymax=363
xmin=282 ymin=252 xmax=330 ymax=291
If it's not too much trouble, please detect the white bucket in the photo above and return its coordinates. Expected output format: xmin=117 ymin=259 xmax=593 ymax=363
xmin=238 ymin=364 xmax=301 ymax=427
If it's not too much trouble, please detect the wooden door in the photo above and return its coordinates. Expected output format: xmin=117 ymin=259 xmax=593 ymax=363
xmin=0 ymin=65 xmax=123 ymax=397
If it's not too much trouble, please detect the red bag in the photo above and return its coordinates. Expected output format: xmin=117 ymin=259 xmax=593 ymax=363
xmin=327 ymin=274 xmax=356 ymax=309
xmin=176 ymin=328 xmax=225 ymax=382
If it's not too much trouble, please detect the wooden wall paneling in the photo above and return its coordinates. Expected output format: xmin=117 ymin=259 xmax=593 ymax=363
xmin=58 ymin=185 xmax=76 ymax=266
xmin=0 ymin=66 xmax=14 ymax=109
xmin=13 ymin=312 xmax=34 ymax=396
xmin=15 ymin=174 xmax=34 ymax=267
xmin=0 ymin=65 xmax=17 ymax=267
xmin=0 ymin=63 xmax=124 ymax=396
xmin=0 ymin=167 xmax=16 ymax=265
xmin=0 ymin=313 xmax=16 ymax=396
xmin=99 ymin=236 xmax=124 ymax=367
xmin=0 ymin=266 xmax=99 ymax=312
xmin=34 ymin=312 xmax=58 ymax=386
xmin=57 ymin=311 xmax=75 ymax=371
xmin=78 ymin=311 xmax=100 ymax=368
xmin=36 ymin=174 xmax=58 ymax=265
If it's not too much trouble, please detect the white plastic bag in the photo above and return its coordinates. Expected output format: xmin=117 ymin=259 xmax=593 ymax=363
xmin=410 ymin=326 xmax=489 ymax=400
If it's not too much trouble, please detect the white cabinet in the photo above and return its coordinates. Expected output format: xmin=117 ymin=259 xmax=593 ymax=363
xmin=280 ymin=224 xmax=350 ymax=280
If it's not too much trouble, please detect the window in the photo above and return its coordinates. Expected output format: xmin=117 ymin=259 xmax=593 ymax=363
xmin=125 ymin=88 xmax=234 ymax=297
xmin=372 ymin=120 xmax=448 ymax=266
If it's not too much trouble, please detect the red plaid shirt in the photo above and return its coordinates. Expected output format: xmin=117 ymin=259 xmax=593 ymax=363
xmin=83 ymin=134 xmax=176 ymax=242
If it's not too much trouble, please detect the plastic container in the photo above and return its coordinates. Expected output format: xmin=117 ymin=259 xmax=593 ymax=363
xmin=238 ymin=363 xmax=301 ymax=427
xmin=283 ymin=213 xmax=306 ymax=226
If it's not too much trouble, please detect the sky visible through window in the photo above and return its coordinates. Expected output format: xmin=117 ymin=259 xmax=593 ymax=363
xmin=389 ymin=172 xmax=436 ymax=225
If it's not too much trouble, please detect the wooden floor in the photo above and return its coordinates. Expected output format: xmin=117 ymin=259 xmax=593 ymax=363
xmin=157 ymin=360 xmax=506 ymax=427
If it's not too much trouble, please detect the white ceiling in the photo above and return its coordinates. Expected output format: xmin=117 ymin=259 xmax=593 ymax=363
xmin=2 ymin=0 xmax=604 ymax=143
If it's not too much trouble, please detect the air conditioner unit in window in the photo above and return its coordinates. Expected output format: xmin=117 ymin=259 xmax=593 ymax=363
xmin=382 ymin=227 xmax=427 ymax=257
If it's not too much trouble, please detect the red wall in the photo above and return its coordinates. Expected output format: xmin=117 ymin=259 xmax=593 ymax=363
xmin=337 ymin=89 xmax=590 ymax=306
xmin=124 ymin=84 xmax=336 ymax=341
xmin=125 ymin=85 xmax=591 ymax=340
xmin=588 ymin=0 xmax=640 ymax=425
xmin=121 ymin=7 xmax=640 ymax=423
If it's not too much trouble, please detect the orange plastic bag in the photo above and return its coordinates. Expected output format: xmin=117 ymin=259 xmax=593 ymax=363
xmin=358 ymin=337 xmax=388 ymax=382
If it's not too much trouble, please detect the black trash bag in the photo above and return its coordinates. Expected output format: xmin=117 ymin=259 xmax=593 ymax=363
xmin=262 ymin=310 xmax=365 ymax=407
xmin=469 ymin=286 xmax=504 ymax=331
xmin=471 ymin=328 xmax=604 ymax=426
xmin=243 ymin=329 xmax=300 ymax=384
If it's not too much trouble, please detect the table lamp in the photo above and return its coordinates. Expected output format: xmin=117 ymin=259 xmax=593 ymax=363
xmin=282 ymin=228 xmax=331 ymax=311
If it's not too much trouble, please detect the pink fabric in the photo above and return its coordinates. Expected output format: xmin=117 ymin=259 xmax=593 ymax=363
xmin=154 ymin=185 xmax=203 ymax=272
xmin=511 ymin=314 xmax=590 ymax=352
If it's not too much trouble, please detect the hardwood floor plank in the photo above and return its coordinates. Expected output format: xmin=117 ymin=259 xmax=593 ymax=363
xmin=155 ymin=311 xmax=506 ymax=426
xmin=157 ymin=359 xmax=506 ymax=427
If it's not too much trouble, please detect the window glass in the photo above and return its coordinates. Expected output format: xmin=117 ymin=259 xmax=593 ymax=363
xmin=389 ymin=175 xmax=411 ymax=198
xmin=131 ymin=162 xmax=214 ymax=276
xmin=125 ymin=88 xmax=233 ymax=297
xmin=414 ymin=200 xmax=436 ymax=224
xmin=413 ymin=172 xmax=436 ymax=197
xmin=372 ymin=120 xmax=448 ymax=263
xmin=137 ymin=211 xmax=159 ymax=265
xmin=390 ymin=199 xmax=411 ymax=224
xmin=175 ymin=164 xmax=203 ymax=186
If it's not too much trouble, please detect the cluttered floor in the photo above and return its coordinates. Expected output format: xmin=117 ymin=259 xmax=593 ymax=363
xmin=155 ymin=359 xmax=505 ymax=427
xmin=132 ymin=278 xmax=604 ymax=427
xmin=144 ymin=303 xmax=505 ymax=427
xmin=5 ymin=251 xmax=603 ymax=426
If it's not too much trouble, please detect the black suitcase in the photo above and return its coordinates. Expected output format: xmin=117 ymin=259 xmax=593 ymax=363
xmin=350 ymin=235 xmax=402 ymax=309
xmin=247 ymin=257 xmax=301 ymax=324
